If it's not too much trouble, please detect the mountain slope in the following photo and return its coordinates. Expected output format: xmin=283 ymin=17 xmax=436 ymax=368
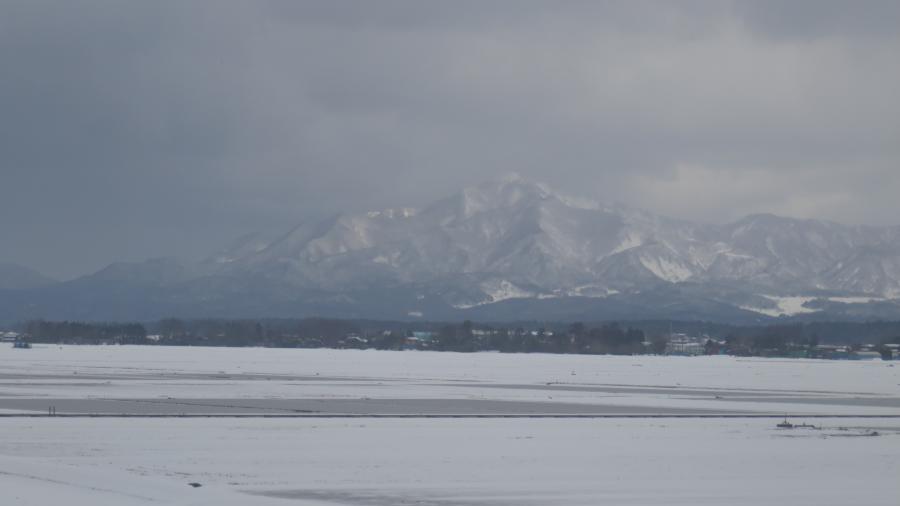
xmin=4 ymin=175 xmax=900 ymax=322
xmin=221 ymin=176 xmax=900 ymax=301
xmin=0 ymin=262 xmax=56 ymax=290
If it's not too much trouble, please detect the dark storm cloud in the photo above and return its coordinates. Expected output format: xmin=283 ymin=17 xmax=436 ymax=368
xmin=1 ymin=1 xmax=898 ymax=278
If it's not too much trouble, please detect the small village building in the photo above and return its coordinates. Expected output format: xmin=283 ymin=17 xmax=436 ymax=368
xmin=0 ymin=331 xmax=20 ymax=342
xmin=665 ymin=334 xmax=705 ymax=356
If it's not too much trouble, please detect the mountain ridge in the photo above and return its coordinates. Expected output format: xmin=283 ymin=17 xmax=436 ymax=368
xmin=0 ymin=262 xmax=56 ymax=290
xmin=3 ymin=176 xmax=900 ymax=323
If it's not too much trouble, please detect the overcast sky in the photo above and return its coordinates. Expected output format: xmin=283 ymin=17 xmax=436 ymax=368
xmin=1 ymin=1 xmax=899 ymax=279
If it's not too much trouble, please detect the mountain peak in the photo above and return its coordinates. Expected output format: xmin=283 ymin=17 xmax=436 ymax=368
xmin=13 ymin=177 xmax=900 ymax=323
xmin=455 ymin=175 xmax=603 ymax=216
xmin=497 ymin=171 xmax=526 ymax=184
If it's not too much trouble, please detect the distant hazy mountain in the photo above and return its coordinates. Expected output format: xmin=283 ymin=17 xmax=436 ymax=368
xmin=84 ymin=257 xmax=192 ymax=287
xmin=0 ymin=262 xmax=55 ymax=290
xmin=4 ymin=175 xmax=900 ymax=323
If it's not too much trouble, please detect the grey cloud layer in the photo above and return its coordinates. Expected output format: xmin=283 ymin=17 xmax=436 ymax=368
xmin=1 ymin=1 xmax=898 ymax=278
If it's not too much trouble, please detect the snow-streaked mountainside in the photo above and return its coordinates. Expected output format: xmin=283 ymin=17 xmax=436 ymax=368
xmin=4 ymin=175 xmax=900 ymax=322
xmin=209 ymin=176 xmax=900 ymax=304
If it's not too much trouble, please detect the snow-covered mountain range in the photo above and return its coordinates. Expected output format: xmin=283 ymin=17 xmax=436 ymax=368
xmin=4 ymin=175 xmax=900 ymax=322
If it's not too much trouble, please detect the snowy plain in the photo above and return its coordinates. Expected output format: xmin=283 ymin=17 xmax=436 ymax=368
xmin=1 ymin=346 xmax=899 ymax=504
xmin=1 ymin=345 xmax=900 ymax=415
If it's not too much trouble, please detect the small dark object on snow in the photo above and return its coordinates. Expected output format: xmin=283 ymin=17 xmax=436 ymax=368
xmin=188 ymin=482 xmax=202 ymax=488
xmin=777 ymin=417 xmax=794 ymax=429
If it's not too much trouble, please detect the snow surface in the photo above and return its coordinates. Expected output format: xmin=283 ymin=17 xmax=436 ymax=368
xmin=741 ymin=295 xmax=822 ymax=317
xmin=610 ymin=232 xmax=643 ymax=255
xmin=478 ymin=280 xmax=533 ymax=306
xmin=742 ymin=295 xmax=895 ymax=317
xmin=2 ymin=418 xmax=898 ymax=505
xmin=828 ymin=296 xmax=886 ymax=304
xmin=1 ymin=346 xmax=899 ymax=504
xmin=2 ymin=345 xmax=900 ymax=400
xmin=639 ymin=254 xmax=693 ymax=282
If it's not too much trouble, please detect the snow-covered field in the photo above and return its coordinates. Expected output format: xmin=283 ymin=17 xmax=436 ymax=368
xmin=2 ymin=417 xmax=899 ymax=505
xmin=1 ymin=346 xmax=899 ymax=504
xmin=1 ymin=345 xmax=899 ymax=415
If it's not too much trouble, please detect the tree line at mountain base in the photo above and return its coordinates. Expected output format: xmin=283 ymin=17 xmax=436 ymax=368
xmin=12 ymin=318 xmax=900 ymax=357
